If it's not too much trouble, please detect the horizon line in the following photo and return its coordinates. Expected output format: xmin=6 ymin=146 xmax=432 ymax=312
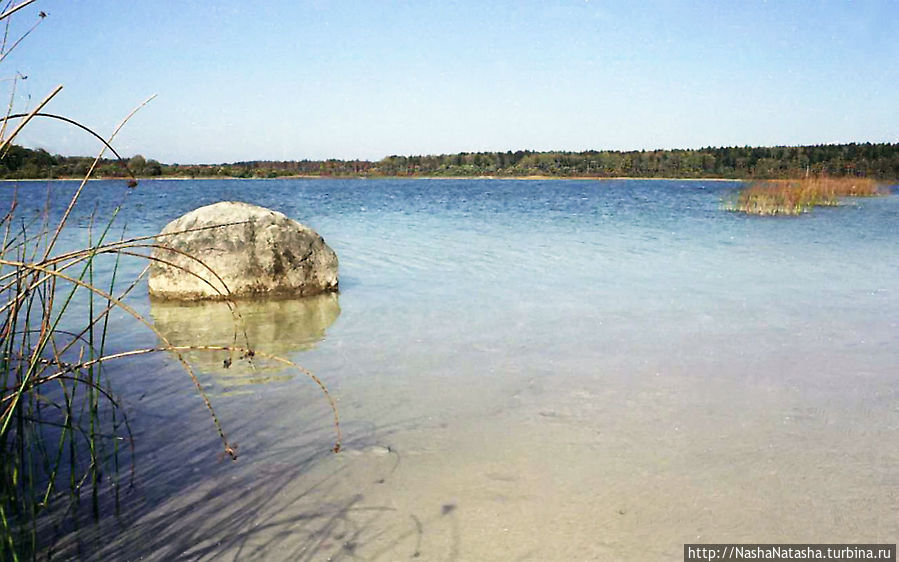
xmin=20 ymin=139 xmax=899 ymax=166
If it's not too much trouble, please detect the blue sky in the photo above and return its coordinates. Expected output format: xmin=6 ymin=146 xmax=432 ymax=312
xmin=5 ymin=0 xmax=899 ymax=163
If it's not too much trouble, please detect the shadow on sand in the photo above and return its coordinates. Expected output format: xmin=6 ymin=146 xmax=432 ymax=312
xmin=40 ymin=294 xmax=468 ymax=559
xmin=45 ymin=408 xmax=465 ymax=561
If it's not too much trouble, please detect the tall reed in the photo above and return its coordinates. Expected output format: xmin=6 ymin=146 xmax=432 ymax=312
xmin=728 ymin=176 xmax=886 ymax=216
xmin=0 ymin=152 xmax=342 ymax=559
xmin=0 ymin=5 xmax=340 ymax=558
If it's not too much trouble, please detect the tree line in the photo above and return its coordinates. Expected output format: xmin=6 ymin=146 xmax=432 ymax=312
xmin=2 ymin=142 xmax=898 ymax=180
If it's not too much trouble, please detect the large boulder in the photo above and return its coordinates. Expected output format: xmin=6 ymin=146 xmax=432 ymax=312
xmin=148 ymin=201 xmax=338 ymax=300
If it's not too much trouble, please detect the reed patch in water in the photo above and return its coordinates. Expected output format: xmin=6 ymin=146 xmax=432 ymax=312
xmin=727 ymin=177 xmax=887 ymax=216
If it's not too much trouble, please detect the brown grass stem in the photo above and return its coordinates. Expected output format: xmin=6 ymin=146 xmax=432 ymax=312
xmin=41 ymin=94 xmax=156 ymax=261
xmin=0 ymin=83 xmax=61 ymax=155
xmin=0 ymin=13 xmax=42 ymax=66
xmin=22 ymin=344 xmax=343 ymax=454
xmin=0 ymin=0 xmax=38 ymax=21
xmin=0 ymin=257 xmax=234 ymax=456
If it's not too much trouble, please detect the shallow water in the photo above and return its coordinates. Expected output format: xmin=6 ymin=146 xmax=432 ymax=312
xmin=3 ymin=178 xmax=898 ymax=560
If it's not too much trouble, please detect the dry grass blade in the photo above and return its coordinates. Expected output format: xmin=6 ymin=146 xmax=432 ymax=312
xmin=0 ymin=112 xmax=141 ymax=182
xmin=0 ymin=222 xmax=251 ymax=289
xmin=0 ymin=0 xmax=37 ymax=21
xmin=0 ymin=242 xmax=237 ymax=317
xmin=0 ymin=257 xmax=235 ymax=456
xmin=0 ymin=72 xmax=21 ymax=142
xmin=18 ymin=344 xmax=343 ymax=454
xmin=1 ymin=12 xmax=341 ymax=553
xmin=0 ymin=83 xmax=61 ymax=154
xmin=0 ymin=245 xmax=255 ymax=383
xmin=2 ymin=250 xmax=248 ymax=390
xmin=0 ymin=11 xmax=43 ymax=66
xmin=42 ymin=94 xmax=156 ymax=261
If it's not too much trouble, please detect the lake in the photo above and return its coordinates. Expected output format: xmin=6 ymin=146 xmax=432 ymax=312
xmin=4 ymin=178 xmax=898 ymax=560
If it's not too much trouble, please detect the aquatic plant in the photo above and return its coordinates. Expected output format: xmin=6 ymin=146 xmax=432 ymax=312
xmin=0 ymin=5 xmax=340 ymax=558
xmin=0 ymin=130 xmax=342 ymax=560
xmin=727 ymin=176 xmax=887 ymax=216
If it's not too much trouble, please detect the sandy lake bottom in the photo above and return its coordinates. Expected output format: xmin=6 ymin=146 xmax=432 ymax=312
xmin=9 ymin=178 xmax=896 ymax=560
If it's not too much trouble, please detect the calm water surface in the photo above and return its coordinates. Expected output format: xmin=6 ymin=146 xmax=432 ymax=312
xmin=4 ymin=178 xmax=898 ymax=560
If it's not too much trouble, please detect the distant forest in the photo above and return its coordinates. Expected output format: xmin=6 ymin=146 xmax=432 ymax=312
xmin=2 ymin=143 xmax=898 ymax=180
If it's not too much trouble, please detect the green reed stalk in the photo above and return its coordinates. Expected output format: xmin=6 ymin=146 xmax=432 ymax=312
xmin=1 ymin=55 xmax=340 ymax=561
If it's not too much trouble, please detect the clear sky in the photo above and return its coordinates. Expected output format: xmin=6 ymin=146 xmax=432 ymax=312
xmin=5 ymin=0 xmax=899 ymax=163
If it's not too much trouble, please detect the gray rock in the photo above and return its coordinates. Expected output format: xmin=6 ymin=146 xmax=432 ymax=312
xmin=148 ymin=201 xmax=338 ymax=300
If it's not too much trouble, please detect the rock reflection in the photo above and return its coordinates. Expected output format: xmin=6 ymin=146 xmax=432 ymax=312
xmin=150 ymin=292 xmax=340 ymax=390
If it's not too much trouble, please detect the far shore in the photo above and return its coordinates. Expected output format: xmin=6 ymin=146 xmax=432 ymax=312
xmin=1 ymin=175 xmax=749 ymax=182
xmin=4 ymin=175 xmax=896 ymax=184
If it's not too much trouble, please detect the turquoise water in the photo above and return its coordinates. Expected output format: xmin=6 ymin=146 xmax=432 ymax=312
xmin=4 ymin=178 xmax=898 ymax=559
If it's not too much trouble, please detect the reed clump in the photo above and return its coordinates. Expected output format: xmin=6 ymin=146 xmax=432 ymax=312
xmin=0 ymin=7 xmax=340 ymax=559
xmin=0 ymin=151 xmax=342 ymax=559
xmin=729 ymin=177 xmax=887 ymax=216
xmin=0 ymin=168 xmax=342 ymax=559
